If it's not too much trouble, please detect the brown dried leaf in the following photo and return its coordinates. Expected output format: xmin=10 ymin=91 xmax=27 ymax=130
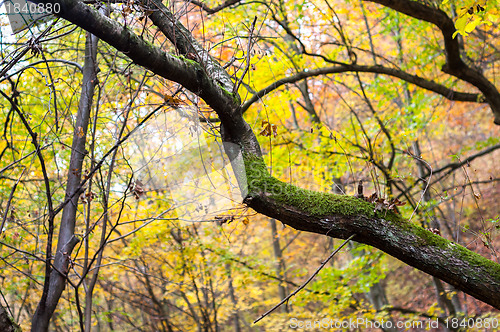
xmin=259 ymin=121 xmax=277 ymax=137
xmin=367 ymin=192 xmax=378 ymax=203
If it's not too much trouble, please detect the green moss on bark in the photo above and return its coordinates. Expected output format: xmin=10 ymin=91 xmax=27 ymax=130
xmin=399 ymin=218 xmax=500 ymax=279
xmin=453 ymin=244 xmax=500 ymax=280
xmin=243 ymin=153 xmax=500 ymax=281
xmin=176 ymin=54 xmax=199 ymax=67
xmin=243 ymin=154 xmax=500 ymax=295
xmin=243 ymin=153 xmax=399 ymax=218
xmin=218 ymin=84 xmax=241 ymax=105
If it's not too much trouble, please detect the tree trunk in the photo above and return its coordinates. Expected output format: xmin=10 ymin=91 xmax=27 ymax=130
xmin=270 ymin=218 xmax=288 ymax=313
xmin=225 ymin=263 xmax=241 ymax=332
xmin=31 ymin=28 xmax=99 ymax=331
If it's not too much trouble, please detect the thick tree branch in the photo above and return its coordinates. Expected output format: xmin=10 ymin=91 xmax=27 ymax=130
xmin=366 ymin=0 xmax=500 ymax=124
xmin=144 ymin=0 xmax=235 ymax=95
xmin=242 ymin=157 xmax=500 ymax=309
xmin=31 ymin=0 xmax=232 ymax=113
xmin=30 ymin=0 xmax=260 ymax=156
xmin=241 ymin=64 xmax=482 ymax=113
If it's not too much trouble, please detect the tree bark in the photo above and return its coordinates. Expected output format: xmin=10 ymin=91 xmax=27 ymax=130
xmin=0 ymin=303 xmax=19 ymax=332
xmin=82 ymin=27 xmax=102 ymax=332
xmin=242 ymin=163 xmax=500 ymax=309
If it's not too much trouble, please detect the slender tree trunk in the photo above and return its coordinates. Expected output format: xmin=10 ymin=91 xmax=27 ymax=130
xmin=449 ymin=285 xmax=463 ymax=313
xmin=413 ymin=141 xmax=463 ymax=317
xmin=225 ymin=263 xmax=241 ymax=332
xmin=31 ymin=29 xmax=99 ymax=332
xmin=367 ymin=283 xmax=390 ymax=311
xmin=270 ymin=218 xmax=289 ymax=313
xmin=82 ymin=30 xmax=103 ymax=332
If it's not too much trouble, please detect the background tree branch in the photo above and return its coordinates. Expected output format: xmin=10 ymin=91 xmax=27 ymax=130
xmin=241 ymin=64 xmax=484 ymax=113
xmin=366 ymin=0 xmax=500 ymax=124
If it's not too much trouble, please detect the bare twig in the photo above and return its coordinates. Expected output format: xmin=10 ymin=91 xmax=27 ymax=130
xmin=0 ymin=20 xmax=58 ymax=79
xmin=253 ymin=234 xmax=356 ymax=324
xmin=0 ymin=168 xmax=25 ymax=238
xmin=405 ymin=151 xmax=433 ymax=222
xmin=0 ymin=144 xmax=51 ymax=174
xmin=186 ymin=0 xmax=242 ymax=14
xmin=234 ymin=16 xmax=257 ymax=94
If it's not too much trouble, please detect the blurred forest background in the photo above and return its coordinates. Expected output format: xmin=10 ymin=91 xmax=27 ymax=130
xmin=0 ymin=0 xmax=499 ymax=330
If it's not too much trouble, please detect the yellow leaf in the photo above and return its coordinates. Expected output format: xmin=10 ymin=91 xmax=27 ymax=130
xmin=465 ymin=16 xmax=481 ymax=32
xmin=455 ymin=15 xmax=469 ymax=32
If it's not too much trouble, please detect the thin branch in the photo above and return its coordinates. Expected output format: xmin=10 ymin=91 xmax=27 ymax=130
xmin=234 ymin=16 xmax=257 ymax=94
xmin=0 ymin=91 xmax=56 ymax=317
xmin=253 ymin=234 xmax=356 ymax=324
xmin=0 ymin=59 xmax=83 ymax=83
xmin=204 ymin=246 xmax=335 ymax=297
xmin=396 ymin=143 xmax=500 ymax=200
xmin=0 ymin=144 xmax=51 ymax=174
xmin=52 ymin=103 xmax=164 ymax=216
xmin=430 ymin=143 xmax=500 ymax=178
xmin=186 ymin=0 xmax=243 ymax=14
xmin=404 ymin=151 xmax=433 ymax=222
xmin=0 ymin=168 xmax=24 ymax=238
xmin=0 ymin=21 xmax=57 ymax=79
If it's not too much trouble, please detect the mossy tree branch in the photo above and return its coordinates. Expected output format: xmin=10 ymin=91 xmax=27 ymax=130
xmin=243 ymin=156 xmax=500 ymax=309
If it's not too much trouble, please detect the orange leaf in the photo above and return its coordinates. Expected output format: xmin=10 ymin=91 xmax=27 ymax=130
xmin=164 ymin=95 xmax=183 ymax=107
